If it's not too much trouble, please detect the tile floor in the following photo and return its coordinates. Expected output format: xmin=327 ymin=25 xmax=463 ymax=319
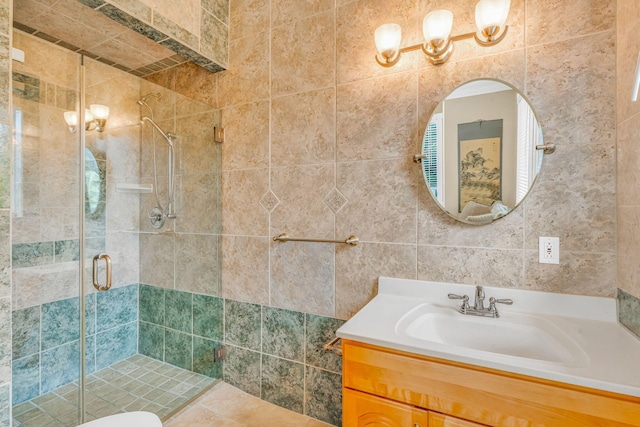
xmin=12 ymin=354 xmax=217 ymax=427
xmin=164 ymin=382 xmax=334 ymax=427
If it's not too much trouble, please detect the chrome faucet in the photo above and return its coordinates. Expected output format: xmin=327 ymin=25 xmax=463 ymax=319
xmin=448 ymin=285 xmax=513 ymax=318
xmin=474 ymin=286 xmax=485 ymax=310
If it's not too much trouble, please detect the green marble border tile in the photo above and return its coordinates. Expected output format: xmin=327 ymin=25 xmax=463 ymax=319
xmin=261 ymin=354 xmax=304 ymax=414
xmin=618 ymin=289 xmax=640 ymax=339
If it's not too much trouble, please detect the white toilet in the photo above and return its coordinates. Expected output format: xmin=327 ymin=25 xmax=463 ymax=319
xmin=78 ymin=411 xmax=163 ymax=427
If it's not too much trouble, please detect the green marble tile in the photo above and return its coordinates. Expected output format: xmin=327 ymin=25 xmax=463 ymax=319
xmin=193 ymin=336 xmax=221 ymax=378
xmin=41 ymin=297 xmax=79 ymax=350
xmin=12 ymin=306 xmax=40 ymax=360
xmin=305 ymin=314 xmax=344 ymax=373
xmin=12 ymin=241 xmax=54 ymax=268
xmin=54 ymin=239 xmax=79 ymax=263
xmin=262 ymin=306 xmax=304 ymax=362
xmin=165 ymin=289 xmax=192 ymax=333
xmin=618 ymin=289 xmax=640 ymax=339
xmin=164 ymin=329 xmax=192 ymax=370
xmin=223 ymin=344 xmax=260 ymax=397
xmin=224 ymin=299 xmax=261 ymax=351
xmin=261 ymin=355 xmax=303 ymax=413
xmin=304 ymin=366 xmax=342 ymax=426
xmin=193 ymin=294 xmax=222 ymax=340
xmin=139 ymin=322 xmax=164 ymax=361
xmin=139 ymin=284 xmax=164 ymax=325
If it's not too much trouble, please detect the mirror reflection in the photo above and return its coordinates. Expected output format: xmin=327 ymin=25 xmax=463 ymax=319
xmin=420 ymin=79 xmax=546 ymax=225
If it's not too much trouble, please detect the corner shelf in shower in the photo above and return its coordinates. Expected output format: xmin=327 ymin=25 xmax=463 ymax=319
xmin=116 ymin=184 xmax=153 ymax=194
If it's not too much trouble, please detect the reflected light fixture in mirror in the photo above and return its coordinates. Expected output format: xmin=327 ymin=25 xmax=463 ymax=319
xmin=375 ymin=0 xmax=510 ymax=67
xmin=64 ymin=104 xmax=110 ymax=133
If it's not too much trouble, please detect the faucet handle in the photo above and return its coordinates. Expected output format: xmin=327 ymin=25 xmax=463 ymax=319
xmin=448 ymin=293 xmax=467 ymax=300
xmin=491 ymin=297 xmax=513 ymax=305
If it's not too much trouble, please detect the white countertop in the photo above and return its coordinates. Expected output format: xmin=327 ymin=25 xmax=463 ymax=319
xmin=336 ymin=277 xmax=640 ymax=397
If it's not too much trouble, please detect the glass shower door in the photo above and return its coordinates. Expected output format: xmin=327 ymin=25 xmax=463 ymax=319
xmin=11 ymin=31 xmax=84 ymax=427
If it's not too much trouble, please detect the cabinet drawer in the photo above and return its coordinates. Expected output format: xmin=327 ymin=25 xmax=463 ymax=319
xmin=342 ymin=340 xmax=640 ymax=426
xmin=429 ymin=412 xmax=487 ymax=427
xmin=343 ymin=388 xmax=428 ymax=427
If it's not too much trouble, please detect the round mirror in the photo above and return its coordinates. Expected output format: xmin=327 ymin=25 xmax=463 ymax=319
xmin=420 ymin=79 xmax=551 ymax=225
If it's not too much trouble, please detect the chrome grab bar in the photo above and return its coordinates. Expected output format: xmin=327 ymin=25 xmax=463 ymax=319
xmin=323 ymin=337 xmax=342 ymax=356
xmin=92 ymin=253 xmax=112 ymax=292
xmin=273 ymin=233 xmax=359 ymax=246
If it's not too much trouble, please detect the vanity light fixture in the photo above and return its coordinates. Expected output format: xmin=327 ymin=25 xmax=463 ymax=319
xmin=64 ymin=104 xmax=110 ymax=133
xmin=375 ymin=0 xmax=511 ymax=67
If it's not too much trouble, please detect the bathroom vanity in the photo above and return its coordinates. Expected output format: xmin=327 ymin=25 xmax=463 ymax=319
xmin=337 ymin=278 xmax=640 ymax=426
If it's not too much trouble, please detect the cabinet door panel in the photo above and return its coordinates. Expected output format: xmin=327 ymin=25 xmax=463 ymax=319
xmin=429 ymin=412 xmax=487 ymax=427
xmin=343 ymin=388 xmax=428 ymax=427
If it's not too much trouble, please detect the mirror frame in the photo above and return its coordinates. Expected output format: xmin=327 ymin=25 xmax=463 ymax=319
xmin=418 ymin=78 xmax=553 ymax=225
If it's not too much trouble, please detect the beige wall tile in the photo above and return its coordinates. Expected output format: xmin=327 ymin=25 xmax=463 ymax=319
xmin=336 ymin=0 xmax=419 ymax=85
xmin=337 ymin=71 xmax=418 ymax=161
xmin=176 ymin=173 xmax=220 ymax=234
xmin=218 ymin=31 xmax=270 ymax=107
xmin=106 ymin=231 xmax=140 ymax=287
xmin=150 ymin=0 xmax=199 ymax=35
xmin=525 ymin=250 xmax=616 ymax=297
xmin=105 ymin=126 xmax=141 ymax=180
xmin=271 ymin=11 xmax=335 ymax=97
xmin=617 ymin=117 xmax=640 ymax=206
xmin=176 ymin=110 xmax=219 ymax=174
xmin=222 ymin=168 xmax=269 ymax=236
xmin=271 ymin=0 xmax=334 ymax=28
xmin=525 ymin=143 xmax=615 ymax=253
xmin=271 ymin=88 xmax=335 ymax=167
xmin=335 ymin=242 xmax=416 ymax=319
xmin=13 ymin=264 xmax=79 ymax=309
xmin=175 ymin=233 xmax=220 ymax=295
xmin=221 ymin=101 xmax=269 ymax=171
xmin=618 ymin=206 xmax=640 ymax=298
xmin=139 ymin=233 xmax=175 ymax=288
xmin=173 ymin=62 xmax=218 ymax=108
xmin=270 ymin=241 xmax=334 ymax=316
xmin=617 ymin=0 xmax=640 ymax=124
xmin=229 ymin=0 xmax=269 ymax=41
xmin=221 ymin=235 xmax=270 ymax=304
xmin=526 ymin=0 xmax=615 ymax=46
xmin=526 ymin=31 xmax=615 ymax=147
xmin=270 ymin=164 xmax=335 ymax=239
xmin=336 ymin=158 xmax=418 ymax=244
xmin=417 ymin=246 xmax=524 ymax=289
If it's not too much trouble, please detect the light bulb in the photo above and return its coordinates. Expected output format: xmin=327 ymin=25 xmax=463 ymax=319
xmin=90 ymin=104 xmax=109 ymax=120
xmin=475 ymin=0 xmax=511 ymax=36
xmin=423 ymin=10 xmax=454 ymax=46
xmin=374 ymin=23 xmax=402 ymax=58
xmin=64 ymin=111 xmax=78 ymax=127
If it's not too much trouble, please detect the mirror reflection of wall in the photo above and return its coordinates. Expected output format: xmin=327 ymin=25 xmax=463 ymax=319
xmin=421 ymin=79 xmax=546 ymax=225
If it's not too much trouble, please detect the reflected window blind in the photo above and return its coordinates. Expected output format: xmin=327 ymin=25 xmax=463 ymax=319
xmin=423 ymin=113 xmax=443 ymax=202
xmin=516 ymin=95 xmax=539 ymax=204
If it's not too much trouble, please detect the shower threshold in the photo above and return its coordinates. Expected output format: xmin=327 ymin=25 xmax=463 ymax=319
xmin=12 ymin=354 xmax=219 ymax=427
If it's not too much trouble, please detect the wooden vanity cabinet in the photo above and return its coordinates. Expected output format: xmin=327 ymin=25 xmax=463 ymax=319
xmin=342 ymin=339 xmax=640 ymax=427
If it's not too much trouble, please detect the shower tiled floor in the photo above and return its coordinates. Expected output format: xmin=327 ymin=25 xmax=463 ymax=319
xmin=164 ymin=381 xmax=333 ymax=427
xmin=12 ymin=354 xmax=217 ymax=427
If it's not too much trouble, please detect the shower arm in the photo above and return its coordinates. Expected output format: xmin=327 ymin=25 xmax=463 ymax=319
xmin=141 ymin=116 xmax=175 ymax=147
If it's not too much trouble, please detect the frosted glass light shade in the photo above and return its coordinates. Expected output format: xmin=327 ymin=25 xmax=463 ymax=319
xmin=64 ymin=111 xmax=78 ymax=127
xmin=423 ymin=10 xmax=454 ymax=44
xmin=90 ymin=104 xmax=109 ymax=120
xmin=375 ymin=23 xmax=402 ymax=56
xmin=475 ymin=0 xmax=511 ymax=33
xmin=84 ymin=109 xmax=94 ymax=123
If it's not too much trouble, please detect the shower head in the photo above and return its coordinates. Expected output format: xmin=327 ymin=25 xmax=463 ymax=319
xmin=137 ymin=93 xmax=161 ymax=108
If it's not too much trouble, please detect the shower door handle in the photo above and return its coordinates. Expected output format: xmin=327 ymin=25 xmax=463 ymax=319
xmin=92 ymin=253 xmax=112 ymax=292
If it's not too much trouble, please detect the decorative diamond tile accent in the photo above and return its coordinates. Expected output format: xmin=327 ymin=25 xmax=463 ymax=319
xmin=324 ymin=188 xmax=347 ymax=213
xmin=260 ymin=190 xmax=280 ymax=213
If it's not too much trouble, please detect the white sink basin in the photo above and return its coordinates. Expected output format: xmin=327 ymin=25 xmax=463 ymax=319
xmin=396 ymin=303 xmax=589 ymax=365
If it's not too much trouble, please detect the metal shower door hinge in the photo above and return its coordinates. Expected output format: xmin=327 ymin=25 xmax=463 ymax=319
xmin=213 ymin=344 xmax=226 ymax=362
xmin=214 ymin=127 xmax=224 ymax=143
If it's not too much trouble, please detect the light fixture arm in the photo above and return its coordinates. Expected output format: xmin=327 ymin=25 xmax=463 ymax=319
xmin=376 ymin=25 xmax=509 ymax=67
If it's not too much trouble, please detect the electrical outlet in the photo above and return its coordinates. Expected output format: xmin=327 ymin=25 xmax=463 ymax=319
xmin=539 ymin=237 xmax=560 ymax=264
